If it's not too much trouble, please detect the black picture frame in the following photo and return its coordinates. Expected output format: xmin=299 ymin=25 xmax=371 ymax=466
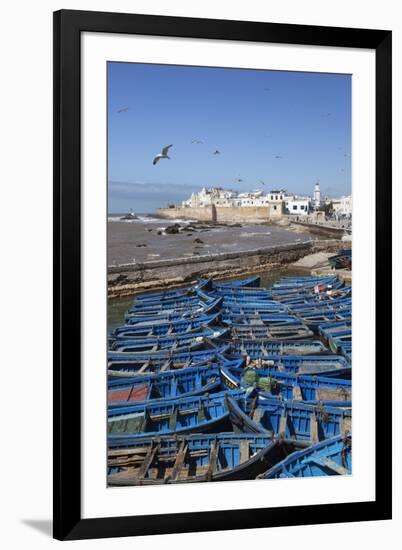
xmin=53 ymin=9 xmax=392 ymax=541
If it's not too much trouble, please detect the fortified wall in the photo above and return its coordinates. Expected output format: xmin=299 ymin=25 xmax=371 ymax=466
xmin=156 ymin=204 xmax=283 ymax=223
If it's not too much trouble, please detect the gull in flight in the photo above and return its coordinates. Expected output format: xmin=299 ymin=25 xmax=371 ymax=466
xmin=259 ymin=180 xmax=266 ymax=186
xmin=234 ymin=178 xmax=243 ymax=183
xmin=274 ymin=155 xmax=282 ymax=159
xmin=213 ymin=150 xmax=221 ymax=155
xmin=153 ymin=144 xmax=173 ymax=165
xmin=191 ymin=139 xmax=203 ymax=144
xmin=117 ymin=106 xmax=129 ymax=113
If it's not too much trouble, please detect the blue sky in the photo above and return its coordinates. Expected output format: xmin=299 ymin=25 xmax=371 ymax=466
xmin=108 ymin=62 xmax=351 ymax=213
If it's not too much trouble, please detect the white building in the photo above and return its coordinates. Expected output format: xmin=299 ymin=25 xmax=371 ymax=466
xmin=182 ymin=187 xmax=282 ymax=208
xmin=285 ymin=194 xmax=310 ymax=215
xmin=333 ymin=195 xmax=352 ymax=217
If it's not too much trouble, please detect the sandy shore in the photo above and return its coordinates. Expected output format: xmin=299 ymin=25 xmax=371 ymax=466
xmin=108 ymin=219 xmax=313 ymax=266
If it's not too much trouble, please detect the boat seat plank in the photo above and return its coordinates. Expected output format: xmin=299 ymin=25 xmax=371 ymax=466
xmin=137 ymin=443 xmax=160 ymax=480
xmin=310 ymin=457 xmax=349 ymax=475
xmin=170 ymin=442 xmax=188 ymax=481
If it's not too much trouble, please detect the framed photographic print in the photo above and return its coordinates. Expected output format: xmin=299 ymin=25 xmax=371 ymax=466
xmin=53 ymin=9 xmax=392 ymax=541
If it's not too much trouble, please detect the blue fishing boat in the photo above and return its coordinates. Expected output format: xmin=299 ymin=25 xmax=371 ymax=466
xmin=214 ymin=275 xmax=261 ymax=288
xmin=229 ymin=339 xmax=328 ymax=358
xmin=272 ymin=275 xmax=338 ymax=290
xmin=318 ymin=320 xmax=352 ymax=354
xmin=213 ymin=286 xmax=272 ymax=297
xmin=272 ymin=279 xmax=344 ymax=299
xmin=223 ymin=313 xmax=305 ymax=327
xmin=108 ymin=344 xmax=230 ymax=364
xmin=280 ymin=286 xmax=352 ymax=306
xmin=220 ymin=365 xmax=351 ymax=404
xmin=231 ymin=324 xmax=314 ymax=340
xmin=128 ymin=296 xmax=206 ymax=314
xmin=224 ymin=303 xmax=288 ymax=314
xmin=260 ymin=433 xmax=352 ymax=478
xmin=110 ymin=327 xmax=229 ymax=353
xmin=299 ymin=309 xmax=351 ymax=327
xmin=133 ymin=278 xmax=212 ymax=302
xmin=226 ymin=394 xmax=351 ymax=441
xmin=125 ymin=297 xmax=223 ymax=324
xmin=107 ymin=433 xmax=309 ymax=485
xmin=113 ymin=312 xmax=221 ymax=338
xmin=108 ymin=365 xmax=225 ymax=406
xmin=108 ymin=389 xmax=244 ymax=439
xmin=249 ymin=354 xmax=351 ymax=377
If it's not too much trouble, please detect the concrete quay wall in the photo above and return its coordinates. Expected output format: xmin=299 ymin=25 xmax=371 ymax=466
xmin=108 ymin=239 xmax=341 ymax=298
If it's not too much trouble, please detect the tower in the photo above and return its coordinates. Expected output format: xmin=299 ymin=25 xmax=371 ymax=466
xmin=313 ymin=181 xmax=321 ymax=209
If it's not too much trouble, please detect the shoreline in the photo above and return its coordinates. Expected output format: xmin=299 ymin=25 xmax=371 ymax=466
xmin=108 ymin=238 xmax=343 ymax=299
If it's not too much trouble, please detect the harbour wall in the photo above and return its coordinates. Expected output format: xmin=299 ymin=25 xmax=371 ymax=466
xmin=156 ymin=205 xmax=282 ymax=223
xmin=290 ymin=221 xmax=350 ymax=238
xmin=108 ymin=239 xmax=341 ymax=298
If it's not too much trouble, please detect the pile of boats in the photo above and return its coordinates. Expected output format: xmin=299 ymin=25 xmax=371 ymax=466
xmin=107 ymin=270 xmax=352 ymax=485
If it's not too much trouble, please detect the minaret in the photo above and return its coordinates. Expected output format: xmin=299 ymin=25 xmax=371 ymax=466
xmin=313 ymin=181 xmax=321 ymax=209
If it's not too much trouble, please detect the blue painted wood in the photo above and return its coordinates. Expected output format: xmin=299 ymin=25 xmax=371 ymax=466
xmin=108 ymin=365 xmax=225 ymax=406
xmin=133 ymin=278 xmax=212 ymax=302
xmin=220 ymin=365 xmax=351 ymax=404
xmin=214 ymin=275 xmax=261 ymax=288
xmin=261 ymin=433 xmax=352 ymax=478
xmin=110 ymin=327 xmax=228 ymax=352
xmin=272 ymin=275 xmax=338 ymax=291
xmin=231 ymin=324 xmax=314 ymax=340
xmin=229 ymin=340 xmax=328 ymax=358
xmin=226 ymin=394 xmax=351 ymax=441
xmin=108 ymin=345 xmax=230 ymax=363
xmin=125 ymin=297 xmax=223 ymax=323
xmin=108 ymin=389 xmax=244 ymax=439
xmin=113 ymin=312 xmax=220 ymax=338
xmin=107 ymin=432 xmax=309 ymax=485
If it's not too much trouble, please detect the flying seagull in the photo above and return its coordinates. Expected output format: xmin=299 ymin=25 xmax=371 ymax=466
xmin=259 ymin=180 xmax=266 ymax=186
xmin=117 ymin=107 xmax=129 ymax=113
xmin=191 ymin=139 xmax=203 ymax=144
xmin=153 ymin=144 xmax=173 ymax=165
xmin=234 ymin=178 xmax=243 ymax=183
xmin=274 ymin=155 xmax=282 ymax=159
xmin=213 ymin=150 xmax=221 ymax=155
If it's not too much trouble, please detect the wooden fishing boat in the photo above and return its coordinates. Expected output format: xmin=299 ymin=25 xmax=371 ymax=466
xmin=318 ymin=320 xmax=352 ymax=354
xmin=107 ymin=433 xmax=309 ymax=485
xmin=214 ymin=275 xmax=261 ymax=288
xmin=108 ymin=365 xmax=225 ymax=406
xmin=107 ymin=355 xmax=244 ymax=378
xmin=113 ymin=312 xmax=221 ymax=338
xmin=271 ymin=275 xmax=339 ymax=291
xmin=249 ymin=354 xmax=351 ymax=377
xmin=110 ymin=327 xmax=229 ymax=353
xmin=222 ymin=314 xmax=306 ymax=327
xmin=279 ymin=286 xmax=351 ymax=306
xmin=125 ymin=297 xmax=223 ymax=324
xmin=231 ymin=324 xmax=314 ymax=340
xmin=260 ymin=433 xmax=352 ymax=478
xmin=108 ymin=344 xmax=229 ymax=364
xmin=223 ymin=302 xmax=288 ymax=314
xmin=229 ymin=339 xmax=328 ymax=359
xmin=272 ymin=279 xmax=344 ymax=300
xmin=300 ymin=309 xmax=351 ymax=328
xmin=220 ymin=365 xmax=351 ymax=404
xmin=108 ymin=389 xmax=244 ymax=439
xmin=133 ymin=278 xmax=212 ymax=302
xmin=226 ymin=394 xmax=351 ymax=441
